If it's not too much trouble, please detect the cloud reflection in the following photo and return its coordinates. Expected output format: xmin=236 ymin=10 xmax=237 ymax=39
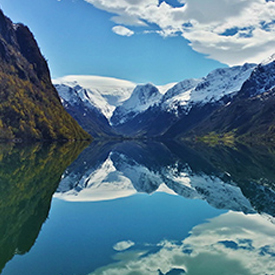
xmin=87 ymin=212 xmax=275 ymax=275
xmin=113 ymin=240 xmax=135 ymax=252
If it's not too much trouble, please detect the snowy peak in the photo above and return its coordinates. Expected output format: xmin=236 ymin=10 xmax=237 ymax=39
xmin=55 ymin=83 xmax=115 ymax=120
xmin=260 ymin=53 xmax=275 ymax=66
xmin=111 ymin=83 xmax=162 ymax=126
xmin=240 ymin=56 xmax=275 ymax=98
xmin=160 ymin=64 xmax=256 ymax=116
xmin=55 ymin=84 xmax=80 ymax=105
xmin=53 ymin=75 xmax=137 ymax=120
xmin=122 ymin=83 xmax=161 ymax=110
xmin=53 ymin=63 xmax=257 ymax=137
xmin=162 ymin=78 xmax=201 ymax=102
xmin=53 ymin=75 xmax=135 ymax=106
xmin=194 ymin=63 xmax=255 ymax=98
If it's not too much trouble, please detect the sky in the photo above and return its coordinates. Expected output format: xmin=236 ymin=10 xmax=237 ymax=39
xmin=1 ymin=0 xmax=275 ymax=85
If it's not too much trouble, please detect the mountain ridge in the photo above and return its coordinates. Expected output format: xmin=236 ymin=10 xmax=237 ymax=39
xmin=55 ymin=63 xmax=258 ymax=139
xmin=0 ymin=9 xmax=90 ymax=141
xmin=186 ymin=58 xmax=275 ymax=142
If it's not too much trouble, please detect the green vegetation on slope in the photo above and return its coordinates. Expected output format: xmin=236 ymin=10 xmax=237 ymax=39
xmin=0 ymin=9 xmax=91 ymax=141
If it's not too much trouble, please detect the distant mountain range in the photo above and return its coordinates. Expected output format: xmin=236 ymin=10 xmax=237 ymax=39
xmin=54 ymin=60 xmax=275 ymax=141
xmin=189 ymin=56 xmax=275 ymax=142
xmin=1 ymin=5 xmax=274 ymax=143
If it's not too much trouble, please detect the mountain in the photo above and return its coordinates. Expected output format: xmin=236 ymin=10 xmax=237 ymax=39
xmin=54 ymin=62 xmax=267 ymax=140
xmin=0 ymin=9 xmax=90 ymax=141
xmin=54 ymin=83 xmax=118 ymax=138
xmin=110 ymin=83 xmax=163 ymax=134
xmin=53 ymin=75 xmax=136 ymax=119
xmin=53 ymin=75 xmax=136 ymax=137
xmin=187 ymin=57 xmax=275 ymax=142
xmin=111 ymin=64 xmax=255 ymax=137
xmin=56 ymin=64 xmax=255 ymax=139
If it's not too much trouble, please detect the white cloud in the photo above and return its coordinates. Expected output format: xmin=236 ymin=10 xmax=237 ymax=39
xmin=84 ymin=0 xmax=275 ymax=65
xmin=112 ymin=25 xmax=134 ymax=36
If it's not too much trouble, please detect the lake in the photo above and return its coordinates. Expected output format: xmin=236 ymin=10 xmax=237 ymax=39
xmin=1 ymin=140 xmax=275 ymax=275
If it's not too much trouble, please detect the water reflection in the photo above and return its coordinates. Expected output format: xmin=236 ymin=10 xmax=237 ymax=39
xmin=2 ymin=140 xmax=275 ymax=275
xmin=88 ymin=211 xmax=275 ymax=275
xmin=0 ymin=142 xmax=87 ymax=273
xmin=56 ymin=140 xmax=275 ymax=217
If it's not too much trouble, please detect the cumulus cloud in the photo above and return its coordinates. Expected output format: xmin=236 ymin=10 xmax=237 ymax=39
xmin=84 ymin=0 xmax=275 ymax=65
xmin=112 ymin=25 xmax=134 ymax=36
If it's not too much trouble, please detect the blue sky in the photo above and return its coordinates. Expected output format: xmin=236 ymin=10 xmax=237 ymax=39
xmin=1 ymin=0 xmax=275 ymax=85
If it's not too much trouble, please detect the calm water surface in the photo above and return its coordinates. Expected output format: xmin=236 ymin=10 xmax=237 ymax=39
xmin=1 ymin=140 xmax=275 ymax=275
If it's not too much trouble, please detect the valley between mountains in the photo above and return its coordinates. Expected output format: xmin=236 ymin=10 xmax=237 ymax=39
xmin=54 ymin=58 xmax=275 ymax=143
xmin=0 ymin=6 xmax=275 ymax=143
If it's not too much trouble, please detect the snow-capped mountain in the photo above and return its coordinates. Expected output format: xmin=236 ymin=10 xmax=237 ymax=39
xmin=56 ymin=83 xmax=114 ymax=118
xmin=54 ymin=83 xmax=117 ymax=137
xmin=53 ymin=75 xmax=136 ymax=120
xmin=53 ymin=76 xmax=137 ymax=137
xmin=111 ymin=83 xmax=162 ymax=126
xmin=110 ymin=63 xmax=256 ymax=137
xmin=53 ymin=63 xmax=256 ymax=138
xmin=162 ymin=63 xmax=255 ymax=116
xmin=238 ymin=55 xmax=275 ymax=98
xmin=187 ymin=55 xmax=275 ymax=141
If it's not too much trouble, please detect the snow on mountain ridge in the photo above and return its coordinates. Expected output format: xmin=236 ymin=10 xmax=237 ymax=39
xmin=111 ymin=83 xmax=162 ymax=125
xmin=260 ymin=53 xmax=275 ymax=66
xmin=53 ymin=75 xmax=137 ymax=120
xmin=240 ymin=58 xmax=275 ymax=97
xmin=55 ymin=83 xmax=116 ymax=120
xmin=56 ymin=84 xmax=79 ymax=105
xmin=54 ymin=64 xmax=256 ymax=129
xmin=53 ymin=75 xmax=136 ymax=105
xmin=121 ymin=84 xmax=161 ymax=111
xmin=161 ymin=64 xmax=256 ymax=116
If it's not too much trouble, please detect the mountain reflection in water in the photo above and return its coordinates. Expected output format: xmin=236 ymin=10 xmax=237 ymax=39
xmin=0 ymin=142 xmax=88 ymax=273
xmin=56 ymin=140 xmax=275 ymax=217
xmin=1 ymin=140 xmax=275 ymax=275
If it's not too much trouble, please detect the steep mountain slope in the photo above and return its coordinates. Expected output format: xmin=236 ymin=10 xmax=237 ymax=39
xmin=53 ymin=75 xmax=136 ymax=113
xmin=54 ymin=76 xmax=137 ymax=137
xmin=110 ymin=64 xmax=255 ymax=137
xmin=55 ymin=83 xmax=118 ymax=137
xmin=111 ymin=83 xmax=162 ymax=128
xmin=0 ymin=9 xmax=90 ymax=141
xmin=187 ymin=58 xmax=275 ymax=142
xmin=54 ymin=63 xmax=256 ymax=139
